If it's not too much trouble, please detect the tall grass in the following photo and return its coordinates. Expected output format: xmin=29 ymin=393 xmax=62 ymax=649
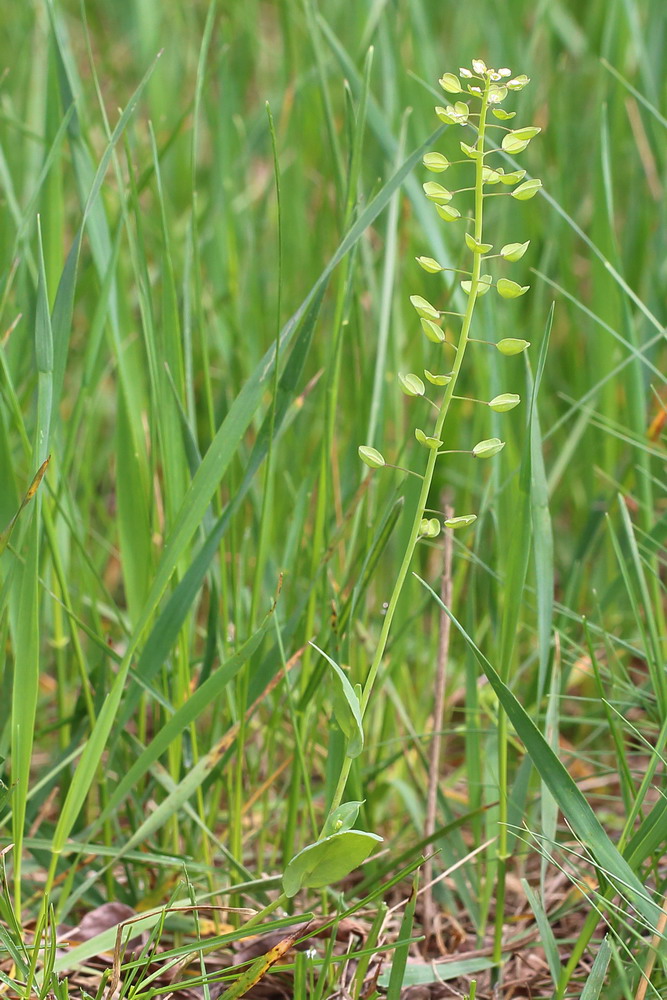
xmin=0 ymin=0 xmax=665 ymax=997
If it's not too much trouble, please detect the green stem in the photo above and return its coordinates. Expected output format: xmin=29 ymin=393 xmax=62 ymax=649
xmin=328 ymin=75 xmax=492 ymax=819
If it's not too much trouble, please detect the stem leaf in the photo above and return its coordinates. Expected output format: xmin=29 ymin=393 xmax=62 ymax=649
xmin=283 ymin=830 xmax=383 ymax=897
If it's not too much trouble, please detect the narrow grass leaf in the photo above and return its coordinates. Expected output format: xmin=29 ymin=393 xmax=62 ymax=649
xmin=522 ymin=878 xmax=562 ymax=983
xmin=10 ymin=514 xmax=41 ymax=914
xmin=385 ymin=872 xmax=419 ymax=1000
xmin=624 ymin=795 xmax=667 ymax=869
xmin=579 ymin=936 xmax=611 ymax=1000
xmin=87 ymin=609 xmax=274 ymax=835
xmin=379 ymin=956 xmax=496 ymax=987
xmin=53 ymin=910 xmax=169 ymax=974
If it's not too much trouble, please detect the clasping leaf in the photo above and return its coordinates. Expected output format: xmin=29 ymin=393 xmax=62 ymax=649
xmin=310 ymin=643 xmax=364 ymax=758
xmin=322 ymin=800 xmax=364 ymax=837
xmin=283 ymin=829 xmax=383 ymax=897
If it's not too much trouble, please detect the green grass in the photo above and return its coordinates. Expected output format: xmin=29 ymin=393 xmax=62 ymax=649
xmin=0 ymin=1 xmax=666 ymax=997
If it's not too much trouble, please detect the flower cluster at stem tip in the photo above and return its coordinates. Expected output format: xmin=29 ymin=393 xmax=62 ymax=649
xmin=359 ymin=58 xmax=542 ymax=534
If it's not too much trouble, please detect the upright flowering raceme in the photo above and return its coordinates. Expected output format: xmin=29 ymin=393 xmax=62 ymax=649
xmin=282 ymin=59 xmax=542 ymax=903
xmin=360 ymin=58 xmax=541 ymax=534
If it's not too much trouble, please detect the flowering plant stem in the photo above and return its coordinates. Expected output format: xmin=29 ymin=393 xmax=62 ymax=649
xmin=326 ymin=76 xmax=492 ymax=820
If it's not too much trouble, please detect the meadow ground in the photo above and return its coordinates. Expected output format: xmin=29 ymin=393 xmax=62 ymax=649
xmin=0 ymin=2 xmax=666 ymax=998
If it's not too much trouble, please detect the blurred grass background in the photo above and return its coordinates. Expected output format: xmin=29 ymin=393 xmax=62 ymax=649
xmin=0 ymin=0 xmax=665 ymax=994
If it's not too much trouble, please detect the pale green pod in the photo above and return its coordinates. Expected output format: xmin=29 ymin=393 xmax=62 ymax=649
xmin=465 ymin=233 xmax=493 ymax=254
xmin=423 ymin=151 xmax=450 ymax=172
xmin=421 ymin=318 xmax=446 ymax=343
xmin=410 ymin=294 xmax=439 ymax=320
xmin=460 ymin=141 xmax=480 ymax=159
xmin=415 ymin=428 xmax=443 ymax=450
xmin=424 ymin=370 xmax=452 ymax=386
xmin=453 ymin=101 xmax=470 ymax=122
xmin=436 ymin=204 xmax=461 ymax=222
xmin=398 ymin=373 xmax=425 ymax=397
xmin=358 ymin=445 xmax=385 ymax=469
xmin=488 ymin=393 xmax=521 ymax=412
xmin=423 ymin=181 xmax=452 ymax=204
xmin=488 ymin=85 xmax=508 ymax=104
xmin=511 ymin=178 xmax=542 ymax=200
xmin=492 ymin=107 xmax=515 ymax=121
xmin=461 ymin=274 xmax=493 ymax=296
xmin=439 ymin=72 xmax=462 ymax=94
xmin=500 ymin=241 xmax=530 ymax=261
xmin=502 ymin=134 xmax=531 ymax=154
xmin=419 ymin=517 xmax=441 ymax=538
xmin=444 ymin=513 xmax=477 ymax=528
xmin=435 ymin=105 xmax=456 ymax=125
xmin=482 ymin=166 xmax=502 ymax=184
xmin=416 ymin=255 xmax=444 ymax=273
xmin=472 ymin=437 xmax=506 ymax=458
xmin=496 ymin=338 xmax=530 ymax=355
xmin=497 ymin=278 xmax=529 ymax=298
xmin=499 ymin=169 xmax=526 ymax=185
xmin=506 ymin=74 xmax=530 ymax=90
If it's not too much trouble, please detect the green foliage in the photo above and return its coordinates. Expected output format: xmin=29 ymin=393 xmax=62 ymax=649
xmin=0 ymin=3 xmax=665 ymax=997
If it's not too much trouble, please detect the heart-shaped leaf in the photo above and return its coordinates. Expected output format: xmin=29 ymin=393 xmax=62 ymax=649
xmin=283 ymin=830 xmax=383 ymax=897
